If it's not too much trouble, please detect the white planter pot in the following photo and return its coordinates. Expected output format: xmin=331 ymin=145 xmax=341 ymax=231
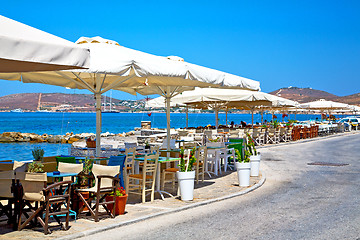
xmin=235 ymin=162 xmax=251 ymax=187
xmin=176 ymin=171 xmax=195 ymax=201
xmin=250 ymin=153 xmax=261 ymax=177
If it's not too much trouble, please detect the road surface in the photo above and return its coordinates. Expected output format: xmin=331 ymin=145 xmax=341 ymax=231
xmin=80 ymin=133 xmax=360 ymax=240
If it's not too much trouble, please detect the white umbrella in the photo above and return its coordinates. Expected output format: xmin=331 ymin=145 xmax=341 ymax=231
xmin=0 ymin=15 xmax=89 ymax=72
xmin=146 ymin=88 xmax=292 ymax=127
xmin=299 ymin=99 xmax=350 ymax=119
xmin=0 ymin=37 xmax=260 ymax=154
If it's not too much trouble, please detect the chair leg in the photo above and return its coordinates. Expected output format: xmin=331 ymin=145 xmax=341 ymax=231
xmin=142 ymin=180 xmax=146 ymax=203
xmin=161 ymin=171 xmax=165 ymax=190
xmin=95 ymin=193 xmax=100 ymax=222
xmin=44 ymin=201 xmax=50 ymax=234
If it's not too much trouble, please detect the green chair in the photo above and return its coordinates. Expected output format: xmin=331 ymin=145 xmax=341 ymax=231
xmin=56 ymin=156 xmax=76 ymax=165
xmin=228 ymin=138 xmax=245 ymax=161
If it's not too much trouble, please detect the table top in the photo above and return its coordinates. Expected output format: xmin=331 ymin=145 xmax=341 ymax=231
xmin=47 ymin=172 xmax=78 ymax=178
xmin=135 ymin=157 xmax=181 ymax=162
xmin=159 ymin=149 xmax=181 ymax=152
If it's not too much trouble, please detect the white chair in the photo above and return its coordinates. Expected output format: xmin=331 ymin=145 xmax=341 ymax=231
xmin=161 ymin=138 xmax=176 ymax=149
xmin=205 ymin=143 xmax=221 ymax=177
xmin=124 ymin=142 xmax=137 ymax=149
xmin=219 ymin=147 xmax=235 ymax=172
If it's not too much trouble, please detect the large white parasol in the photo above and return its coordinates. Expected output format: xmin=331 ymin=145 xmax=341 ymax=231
xmin=0 ymin=37 xmax=260 ymax=154
xmin=0 ymin=15 xmax=90 ymax=72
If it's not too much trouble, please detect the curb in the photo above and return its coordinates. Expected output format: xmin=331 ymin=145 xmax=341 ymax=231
xmin=256 ymin=131 xmax=360 ymax=150
xmin=56 ymin=172 xmax=266 ymax=240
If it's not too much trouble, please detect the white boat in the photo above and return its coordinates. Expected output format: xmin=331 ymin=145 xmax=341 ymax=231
xmin=10 ymin=108 xmax=23 ymax=113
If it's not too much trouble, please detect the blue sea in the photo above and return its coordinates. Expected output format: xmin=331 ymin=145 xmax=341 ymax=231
xmin=0 ymin=112 xmax=351 ymax=161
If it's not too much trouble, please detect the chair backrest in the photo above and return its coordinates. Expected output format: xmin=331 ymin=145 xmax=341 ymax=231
xmin=252 ymin=128 xmax=261 ymax=137
xmin=124 ymin=142 xmax=137 ymax=149
xmin=17 ymin=172 xmax=47 ymax=201
xmin=161 ymin=138 xmax=176 ymax=149
xmin=206 ymin=142 xmax=224 ymax=148
xmin=58 ymin=162 xmax=83 ymax=174
xmin=150 ymin=145 xmax=160 ymax=155
xmin=0 ymin=162 xmax=14 ymax=171
xmin=42 ymin=162 xmax=57 ymax=172
xmin=42 ymin=156 xmax=57 ymax=163
xmin=56 ymin=156 xmax=76 ymax=164
xmin=13 ymin=161 xmax=27 ymax=172
xmin=143 ymin=154 xmax=158 ymax=177
xmin=178 ymin=130 xmax=189 ymax=137
xmin=92 ymin=164 xmax=120 ymax=189
xmin=108 ymin=155 xmax=126 ymax=172
xmin=196 ymin=146 xmax=207 ymax=165
xmin=0 ymin=170 xmax=15 ymax=198
xmin=125 ymin=147 xmax=136 ymax=164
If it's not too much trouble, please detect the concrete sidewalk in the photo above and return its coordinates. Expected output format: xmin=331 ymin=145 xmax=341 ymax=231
xmin=0 ymin=167 xmax=264 ymax=240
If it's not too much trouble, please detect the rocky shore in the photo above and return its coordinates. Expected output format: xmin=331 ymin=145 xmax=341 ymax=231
xmin=0 ymin=131 xmax=137 ymax=144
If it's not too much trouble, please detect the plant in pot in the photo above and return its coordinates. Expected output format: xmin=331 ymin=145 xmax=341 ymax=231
xmin=27 ymin=162 xmax=44 ymax=173
xmin=78 ymin=157 xmax=94 ymax=188
xmin=176 ymin=147 xmax=197 ymax=201
xmin=246 ymin=133 xmax=261 ymax=177
xmin=32 ymin=146 xmax=44 ymax=162
xmin=106 ymin=187 xmax=127 ymax=215
xmin=144 ymin=140 xmax=150 ymax=150
xmin=234 ymin=147 xmax=251 ymax=187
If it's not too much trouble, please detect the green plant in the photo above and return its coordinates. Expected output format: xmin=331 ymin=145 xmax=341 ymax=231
xmin=27 ymin=162 xmax=44 ymax=173
xmin=109 ymin=187 xmax=126 ymax=197
xmin=271 ymin=120 xmax=280 ymax=128
xmin=246 ymin=133 xmax=257 ymax=156
xmin=178 ymin=147 xmax=197 ymax=172
xmin=32 ymin=146 xmax=44 ymax=162
xmin=209 ymin=137 xmax=221 ymax=142
xmin=79 ymin=157 xmax=94 ymax=186
xmin=235 ymin=149 xmax=250 ymax=163
xmin=82 ymin=157 xmax=93 ymax=175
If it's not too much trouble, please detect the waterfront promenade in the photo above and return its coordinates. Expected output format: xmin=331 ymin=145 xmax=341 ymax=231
xmin=1 ymin=131 xmax=358 ymax=240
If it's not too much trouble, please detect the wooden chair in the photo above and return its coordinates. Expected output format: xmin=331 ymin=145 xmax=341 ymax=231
xmin=0 ymin=171 xmax=17 ymax=228
xmin=194 ymin=146 xmax=207 ymax=184
xmin=76 ymin=164 xmax=120 ymax=222
xmin=107 ymin=155 xmax=126 ymax=188
xmin=17 ymin=172 xmax=72 ymax=234
xmin=124 ymin=147 xmax=137 ymax=187
xmin=126 ymin=154 xmax=158 ymax=203
xmin=57 ymin=162 xmax=83 ymax=182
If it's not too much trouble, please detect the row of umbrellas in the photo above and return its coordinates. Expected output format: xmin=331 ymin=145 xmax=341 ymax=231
xmin=147 ymin=91 xmax=359 ymax=126
xmin=0 ymin=15 xmax=260 ymax=155
xmin=0 ymin=15 xmax=357 ymax=154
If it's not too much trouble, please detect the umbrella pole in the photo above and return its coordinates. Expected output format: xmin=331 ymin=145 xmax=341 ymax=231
xmin=186 ymin=105 xmax=188 ymax=129
xmin=166 ymin=94 xmax=171 ymax=151
xmin=95 ymin=93 xmax=102 ymax=157
xmin=215 ymin=108 xmax=219 ymax=129
xmin=261 ymin=110 xmax=264 ymax=124
xmin=225 ymin=108 xmax=228 ymax=126
xmin=251 ymin=108 xmax=254 ymax=128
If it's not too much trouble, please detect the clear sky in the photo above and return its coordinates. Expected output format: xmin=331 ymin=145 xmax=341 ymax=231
xmin=1 ymin=0 xmax=359 ymax=100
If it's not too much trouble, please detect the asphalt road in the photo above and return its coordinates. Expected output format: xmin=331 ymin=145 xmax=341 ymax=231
xmin=79 ymin=133 xmax=360 ymax=240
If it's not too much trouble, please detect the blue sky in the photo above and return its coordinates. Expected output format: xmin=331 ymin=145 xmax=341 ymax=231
xmin=1 ymin=1 xmax=360 ymax=100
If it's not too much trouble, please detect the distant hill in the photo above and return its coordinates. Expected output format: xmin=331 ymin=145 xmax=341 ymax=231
xmin=269 ymin=87 xmax=360 ymax=105
xmin=0 ymin=93 xmax=145 ymax=112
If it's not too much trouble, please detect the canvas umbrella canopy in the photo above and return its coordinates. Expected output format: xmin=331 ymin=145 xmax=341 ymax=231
xmin=0 ymin=15 xmax=90 ymax=72
xmin=256 ymin=96 xmax=299 ymax=122
xmin=0 ymin=37 xmax=260 ymax=155
xmin=299 ymin=99 xmax=350 ymax=119
xmin=145 ymin=88 xmax=290 ymax=127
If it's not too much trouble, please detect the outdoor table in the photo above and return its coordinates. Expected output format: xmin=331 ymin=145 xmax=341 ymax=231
xmin=134 ymin=156 xmax=181 ymax=200
xmin=47 ymin=172 xmax=79 ymax=184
